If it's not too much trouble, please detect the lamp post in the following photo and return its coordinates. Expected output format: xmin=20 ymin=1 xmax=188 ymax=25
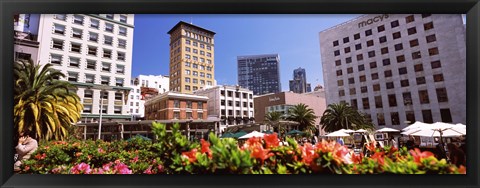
xmin=97 ymin=85 xmax=113 ymax=140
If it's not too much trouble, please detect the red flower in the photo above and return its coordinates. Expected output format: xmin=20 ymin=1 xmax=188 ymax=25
xmin=263 ymin=133 xmax=279 ymax=149
xmin=409 ymin=148 xmax=434 ymax=164
xmin=365 ymin=142 xmax=376 ymax=152
xmin=182 ymin=149 xmax=198 ymax=163
xmin=250 ymin=144 xmax=273 ymax=163
xmin=457 ymin=165 xmax=466 ymax=174
xmin=34 ymin=153 xmax=46 ymax=160
xmin=200 ymin=139 xmax=212 ymax=158
xmin=370 ymin=152 xmax=385 ymax=166
xmin=351 ymin=153 xmax=364 ymax=164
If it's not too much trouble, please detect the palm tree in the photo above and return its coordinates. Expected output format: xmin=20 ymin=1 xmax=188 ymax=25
xmin=265 ymin=111 xmax=285 ymax=134
xmin=14 ymin=59 xmax=83 ymax=141
xmin=320 ymin=102 xmax=374 ymax=133
xmin=286 ymin=103 xmax=317 ymax=134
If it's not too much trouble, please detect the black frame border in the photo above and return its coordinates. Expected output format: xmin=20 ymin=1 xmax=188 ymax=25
xmin=1 ymin=0 xmax=478 ymax=188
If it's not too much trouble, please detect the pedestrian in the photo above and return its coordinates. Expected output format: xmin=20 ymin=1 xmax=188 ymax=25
xmin=337 ymin=137 xmax=344 ymax=146
xmin=447 ymin=143 xmax=466 ymax=167
xmin=435 ymin=142 xmax=447 ymax=160
xmin=14 ymin=130 xmax=38 ymax=172
xmin=406 ymin=136 xmax=415 ymax=150
xmin=390 ymin=137 xmax=397 ymax=148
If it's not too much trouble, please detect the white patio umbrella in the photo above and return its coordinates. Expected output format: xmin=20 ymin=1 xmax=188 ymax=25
xmin=376 ymin=127 xmax=400 ymax=133
xmin=339 ymin=129 xmax=355 ymax=133
xmin=326 ymin=130 xmax=351 ymax=137
xmin=411 ymin=128 xmax=465 ymax=138
xmin=403 ymin=122 xmax=466 ymax=135
xmin=354 ymin=129 xmax=368 ymax=133
xmin=238 ymin=131 xmax=265 ymax=139
xmin=402 ymin=121 xmax=432 ymax=131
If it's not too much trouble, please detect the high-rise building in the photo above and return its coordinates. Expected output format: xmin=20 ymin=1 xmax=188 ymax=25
xmin=319 ymin=14 xmax=466 ymax=130
xmin=194 ymin=85 xmax=255 ymax=132
xmin=237 ymin=54 xmax=281 ymax=95
xmin=128 ymin=75 xmax=169 ymax=120
xmin=167 ymin=21 xmax=216 ymax=94
xmin=289 ymin=67 xmax=311 ymax=94
xmin=35 ymin=14 xmax=135 ymax=122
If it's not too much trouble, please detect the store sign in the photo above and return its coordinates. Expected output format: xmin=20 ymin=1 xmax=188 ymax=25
xmin=269 ymin=97 xmax=280 ymax=102
xmin=358 ymin=14 xmax=389 ymax=28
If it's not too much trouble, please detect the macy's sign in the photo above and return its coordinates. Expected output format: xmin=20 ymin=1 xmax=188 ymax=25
xmin=358 ymin=14 xmax=389 ymax=28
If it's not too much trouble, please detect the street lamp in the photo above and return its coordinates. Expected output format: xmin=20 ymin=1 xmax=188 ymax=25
xmin=98 ymin=85 xmax=113 ymax=140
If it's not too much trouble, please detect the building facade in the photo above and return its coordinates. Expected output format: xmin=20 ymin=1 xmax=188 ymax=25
xmin=319 ymin=14 xmax=466 ymax=129
xmin=36 ymin=14 xmax=135 ymax=122
xmin=254 ymin=91 xmax=327 ymax=134
xmin=289 ymin=67 xmax=311 ymax=94
xmin=128 ymin=75 xmax=169 ymax=119
xmin=194 ymin=85 xmax=255 ymax=132
xmin=144 ymin=92 xmax=208 ymax=120
xmin=167 ymin=21 xmax=216 ymax=94
xmin=237 ymin=54 xmax=281 ymax=95
xmin=14 ymin=14 xmax=41 ymax=63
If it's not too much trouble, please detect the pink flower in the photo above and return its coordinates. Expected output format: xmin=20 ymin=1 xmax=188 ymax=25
xmin=102 ymin=162 xmax=113 ymax=171
xmin=143 ymin=166 xmax=153 ymax=174
xmin=114 ymin=162 xmax=132 ymax=174
xmin=157 ymin=165 xmax=164 ymax=172
xmin=97 ymin=148 xmax=105 ymax=154
xmin=130 ymin=156 xmax=139 ymax=163
xmin=70 ymin=162 xmax=92 ymax=174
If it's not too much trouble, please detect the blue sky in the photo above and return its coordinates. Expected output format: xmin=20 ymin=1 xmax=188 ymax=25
xmin=132 ymin=14 xmax=360 ymax=91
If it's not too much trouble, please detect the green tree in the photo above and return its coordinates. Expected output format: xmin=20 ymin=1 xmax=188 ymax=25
xmin=14 ymin=59 xmax=83 ymax=141
xmin=265 ymin=111 xmax=286 ymax=135
xmin=320 ymin=102 xmax=374 ymax=133
xmin=286 ymin=103 xmax=317 ymax=134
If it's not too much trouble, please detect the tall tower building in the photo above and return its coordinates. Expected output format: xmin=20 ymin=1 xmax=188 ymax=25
xmin=289 ymin=67 xmax=311 ymax=94
xmin=237 ymin=54 xmax=281 ymax=95
xmin=36 ymin=14 xmax=135 ymax=122
xmin=319 ymin=14 xmax=466 ymax=129
xmin=167 ymin=21 xmax=216 ymax=94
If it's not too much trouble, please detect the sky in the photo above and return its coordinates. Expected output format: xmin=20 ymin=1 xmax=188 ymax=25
xmin=131 ymin=14 xmax=360 ymax=91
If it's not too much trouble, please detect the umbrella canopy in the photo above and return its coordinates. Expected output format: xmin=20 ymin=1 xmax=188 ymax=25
xmin=220 ymin=132 xmax=235 ymax=138
xmin=287 ymin=130 xmax=304 ymax=135
xmin=354 ymin=129 xmax=368 ymax=133
xmin=262 ymin=130 xmax=274 ymax=134
xmin=410 ymin=128 xmax=465 ymax=137
xmin=402 ymin=121 xmax=431 ymax=131
xmin=376 ymin=127 xmax=400 ymax=133
xmin=232 ymin=131 xmax=248 ymax=138
xmin=239 ymin=131 xmax=265 ymax=139
xmin=127 ymin=134 xmax=152 ymax=141
xmin=402 ymin=122 xmax=466 ymax=136
xmin=339 ymin=129 xmax=355 ymax=133
xmin=326 ymin=130 xmax=351 ymax=137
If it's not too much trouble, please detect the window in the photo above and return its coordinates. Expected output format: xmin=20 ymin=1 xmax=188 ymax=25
xmin=193 ymin=42 xmax=198 ymax=47
xmin=368 ymin=51 xmax=375 ymax=58
xmin=346 ymin=57 xmax=352 ymax=63
xmin=384 ymin=70 xmax=392 ymax=77
xmin=83 ymin=105 xmax=92 ymax=113
xmin=102 ymin=62 xmax=111 ymax=72
xmin=380 ymin=59 xmax=390 ymax=66
xmin=336 ymin=70 xmax=342 ymax=76
xmin=114 ymin=92 xmax=123 ymax=101
xmin=391 ymin=112 xmax=400 ymax=125
xmin=173 ymin=112 xmax=180 ymax=119
xmin=392 ymin=32 xmax=401 ymax=39
xmin=116 ymin=65 xmax=125 ymax=74
xmin=104 ymin=36 xmax=113 ymax=45
xmin=337 ymin=80 xmax=344 ymax=86
xmin=429 ymin=47 xmax=439 ymax=56
xmin=117 ymin=52 xmax=125 ymax=61
xmin=68 ymin=72 xmax=78 ymax=82
xmin=73 ymin=15 xmax=84 ymax=25
xmin=200 ymin=44 xmax=205 ymax=49
xmin=431 ymin=60 xmax=442 ymax=69
xmin=400 ymin=93 xmax=412 ymax=107
xmin=416 ymin=77 xmax=426 ymax=85
xmin=120 ymin=15 xmax=127 ymax=23
xmin=399 ymin=67 xmax=407 ymax=75
xmin=354 ymin=33 xmax=360 ymax=40
xmin=400 ymin=79 xmax=409 ymax=87
xmin=86 ymin=60 xmax=96 ymax=70
xmin=334 ymin=50 xmax=340 ymax=56
xmin=355 ymin=86 xmax=366 ymax=95
xmin=185 ymin=85 xmax=191 ymax=91
xmin=386 ymin=82 xmax=394 ymax=89
xmin=185 ymin=77 xmax=191 ymax=83
xmin=433 ymin=74 xmax=444 ymax=82
xmin=440 ymin=109 xmax=453 ymax=123
xmin=71 ymin=43 xmax=81 ymax=53
xmin=406 ymin=15 xmax=415 ymax=23
xmin=69 ymin=57 xmax=80 ymax=67
xmin=410 ymin=39 xmax=419 ymax=47
xmin=174 ymin=100 xmax=180 ymax=108
xmin=370 ymin=61 xmax=377 ymax=69
xmin=381 ymin=47 xmax=388 ymax=54
xmin=388 ymin=94 xmax=397 ymax=107
xmin=355 ymin=43 xmax=362 ymax=50
xmin=347 ymin=67 xmax=353 ymax=74
xmin=396 ymin=55 xmax=405 ymax=63
xmin=377 ymin=113 xmax=385 ymax=126
xmin=424 ymin=22 xmax=434 ymax=30
xmin=186 ymin=40 xmax=191 ymax=45
xmin=366 ymin=40 xmax=374 ymax=47
xmin=193 ymin=49 xmax=198 ymax=54
xmin=200 ymin=72 xmax=205 ymax=77
xmin=422 ymin=110 xmax=433 ymax=123
xmin=207 ymin=60 xmax=212 ymax=65
xmin=426 ymin=34 xmax=436 ymax=43
xmin=338 ymin=90 xmax=345 ymax=97
xmin=106 ymin=14 xmax=114 ymax=19
xmin=371 ymin=73 xmax=379 ymax=80
xmin=422 ymin=14 xmax=432 ymax=18
xmin=344 ymin=47 xmax=351 ymax=53
xmin=349 ymin=88 xmax=356 ymax=95
xmin=436 ymin=88 xmax=448 ymax=102
xmin=348 ymin=77 xmax=355 ymax=84
xmin=390 ymin=20 xmax=399 ymax=28
xmin=333 ymin=40 xmax=339 ymax=46
xmin=414 ymin=64 xmax=423 ymax=72
xmin=206 ymin=52 xmax=212 ymax=57
xmin=407 ymin=27 xmax=417 ymax=35
xmin=419 ymin=90 xmax=430 ymax=104
xmin=90 ymin=19 xmax=99 ymax=29
xmin=118 ymin=39 xmax=126 ymax=48
xmin=377 ymin=25 xmax=385 ymax=32
xmin=54 ymin=14 xmax=67 ymax=21
xmin=103 ymin=49 xmax=111 ymax=59
xmin=356 ymin=54 xmax=363 ymax=61
xmin=379 ymin=36 xmax=387 ymax=43
xmin=89 ymin=32 xmax=98 ymax=42
xmin=362 ymin=98 xmax=370 ymax=109
xmin=365 ymin=29 xmax=372 ymax=36
xmin=72 ymin=28 xmax=83 ymax=39
xmin=84 ymin=90 xmax=93 ymax=98
xmin=343 ymin=37 xmax=349 ymax=43
xmin=54 ymin=24 xmax=65 ymax=35
xmin=52 ymin=39 xmax=64 ymax=50
xmin=335 ymin=60 xmax=341 ymax=66
xmin=186 ymin=101 xmax=192 ymax=109
xmin=105 ymin=23 xmax=114 ymax=33
xmin=50 ymin=54 xmax=62 ymax=65
xmin=88 ymin=46 xmax=97 ymax=56
xmin=358 ymin=64 xmax=365 ymax=71
xmin=406 ymin=111 xmax=415 ymax=123
xmin=394 ymin=43 xmax=403 ymax=51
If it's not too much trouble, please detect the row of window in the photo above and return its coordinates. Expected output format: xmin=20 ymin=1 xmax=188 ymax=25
xmin=332 ymin=14 xmax=432 ymax=47
xmin=51 ymin=39 xmax=126 ymax=61
xmin=221 ymin=109 xmax=254 ymax=117
xmin=220 ymin=90 xmax=253 ymax=99
xmin=50 ymin=54 xmax=125 ymax=74
xmin=82 ymin=105 xmax=124 ymax=114
xmin=184 ymin=31 xmax=213 ymax=44
xmin=184 ymin=79 xmax=213 ymax=86
xmin=67 ymin=72 xmax=125 ymax=86
xmin=220 ymin=100 xmax=254 ymax=108
xmin=53 ymin=20 xmax=128 ymax=38
xmin=52 ymin=27 xmax=128 ymax=48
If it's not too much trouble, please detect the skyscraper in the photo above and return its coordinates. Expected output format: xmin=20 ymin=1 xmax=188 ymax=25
xmin=289 ymin=67 xmax=311 ymax=94
xmin=237 ymin=54 xmax=281 ymax=95
xmin=167 ymin=21 xmax=216 ymax=94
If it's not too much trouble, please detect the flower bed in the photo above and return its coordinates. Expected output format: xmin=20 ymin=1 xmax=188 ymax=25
xmin=20 ymin=122 xmax=466 ymax=174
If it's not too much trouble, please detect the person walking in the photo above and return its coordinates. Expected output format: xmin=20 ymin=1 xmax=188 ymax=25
xmin=14 ymin=131 xmax=38 ymax=172
xmin=447 ymin=143 xmax=466 ymax=167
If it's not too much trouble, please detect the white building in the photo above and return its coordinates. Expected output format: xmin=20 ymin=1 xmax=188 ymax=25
xmin=36 ymin=14 xmax=135 ymax=122
xmin=194 ymin=85 xmax=255 ymax=132
xmin=128 ymin=75 xmax=170 ymax=119
xmin=319 ymin=14 xmax=466 ymax=130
